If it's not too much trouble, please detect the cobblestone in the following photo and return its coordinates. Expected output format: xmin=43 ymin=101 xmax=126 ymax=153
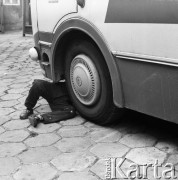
xmin=0 ymin=116 xmax=11 ymax=125
xmin=0 ymin=130 xmax=29 ymax=142
xmin=0 ymin=143 xmax=26 ymax=157
xmin=155 ymin=139 xmax=178 ymax=154
xmin=1 ymin=93 xmax=22 ymax=100
xmin=51 ymin=152 xmax=96 ymax=171
xmin=167 ymin=154 xmax=178 ymax=165
xmin=13 ymin=163 xmax=58 ymax=180
xmin=0 ymin=157 xmax=20 ymax=176
xmin=60 ymin=116 xmax=86 ymax=126
xmin=55 ymin=137 xmax=92 ymax=152
xmin=25 ymin=133 xmax=60 ymax=147
xmin=3 ymin=119 xmax=30 ymax=130
xmin=58 ymin=125 xmax=89 ymax=137
xmin=90 ymin=129 xmax=122 ymax=143
xmin=126 ymin=147 xmax=167 ymax=165
xmin=0 ymin=108 xmax=15 ymax=116
xmin=90 ymin=143 xmax=130 ymax=158
xmin=9 ymin=83 xmax=29 ymax=89
xmin=0 ymin=100 xmax=19 ymax=108
xmin=28 ymin=123 xmax=61 ymax=134
xmin=8 ymin=110 xmax=24 ymax=120
xmin=84 ymin=121 xmax=104 ymax=129
xmin=8 ymin=88 xmax=28 ymax=94
xmin=119 ymin=133 xmax=157 ymax=148
xmin=18 ymin=146 xmax=61 ymax=164
xmin=34 ymin=104 xmax=51 ymax=113
xmin=90 ymin=159 xmax=106 ymax=180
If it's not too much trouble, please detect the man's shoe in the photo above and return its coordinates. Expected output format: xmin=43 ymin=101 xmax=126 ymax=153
xmin=28 ymin=114 xmax=42 ymax=127
xmin=20 ymin=109 xmax=33 ymax=120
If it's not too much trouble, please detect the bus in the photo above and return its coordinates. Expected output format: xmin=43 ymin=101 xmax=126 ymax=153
xmin=29 ymin=0 xmax=178 ymax=124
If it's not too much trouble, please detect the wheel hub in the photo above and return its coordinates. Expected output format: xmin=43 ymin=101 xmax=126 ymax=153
xmin=70 ymin=54 xmax=101 ymax=106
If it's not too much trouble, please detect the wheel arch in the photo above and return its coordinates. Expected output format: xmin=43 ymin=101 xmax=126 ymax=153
xmin=51 ymin=18 xmax=124 ymax=107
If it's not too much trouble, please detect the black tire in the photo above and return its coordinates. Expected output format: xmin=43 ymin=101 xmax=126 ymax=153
xmin=65 ymin=40 xmax=123 ymax=125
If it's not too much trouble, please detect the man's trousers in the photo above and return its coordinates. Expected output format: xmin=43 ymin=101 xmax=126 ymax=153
xmin=25 ymin=79 xmax=71 ymax=111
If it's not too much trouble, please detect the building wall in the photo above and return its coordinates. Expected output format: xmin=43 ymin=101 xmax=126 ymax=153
xmin=3 ymin=0 xmax=22 ymax=31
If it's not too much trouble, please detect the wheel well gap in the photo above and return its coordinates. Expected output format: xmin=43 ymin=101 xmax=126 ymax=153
xmin=53 ymin=30 xmax=103 ymax=80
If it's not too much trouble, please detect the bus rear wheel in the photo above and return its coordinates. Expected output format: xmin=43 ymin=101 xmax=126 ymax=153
xmin=65 ymin=40 xmax=123 ymax=125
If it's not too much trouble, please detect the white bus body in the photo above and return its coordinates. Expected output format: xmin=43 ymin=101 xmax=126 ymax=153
xmin=30 ymin=0 xmax=178 ymax=124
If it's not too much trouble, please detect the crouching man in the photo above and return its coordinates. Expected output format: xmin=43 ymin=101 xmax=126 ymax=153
xmin=20 ymin=79 xmax=76 ymax=127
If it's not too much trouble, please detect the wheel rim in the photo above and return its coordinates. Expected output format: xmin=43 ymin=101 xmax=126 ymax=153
xmin=70 ymin=54 xmax=101 ymax=106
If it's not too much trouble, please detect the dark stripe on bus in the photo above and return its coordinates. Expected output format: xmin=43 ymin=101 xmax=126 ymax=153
xmin=105 ymin=0 xmax=178 ymax=24
xmin=39 ymin=31 xmax=53 ymax=43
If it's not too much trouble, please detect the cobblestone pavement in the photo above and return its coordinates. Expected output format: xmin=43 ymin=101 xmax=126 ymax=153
xmin=0 ymin=31 xmax=178 ymax=180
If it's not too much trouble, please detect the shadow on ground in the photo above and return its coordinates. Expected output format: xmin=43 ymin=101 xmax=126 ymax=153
xmin=106 ymin=109 xmax=178 ymax=146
